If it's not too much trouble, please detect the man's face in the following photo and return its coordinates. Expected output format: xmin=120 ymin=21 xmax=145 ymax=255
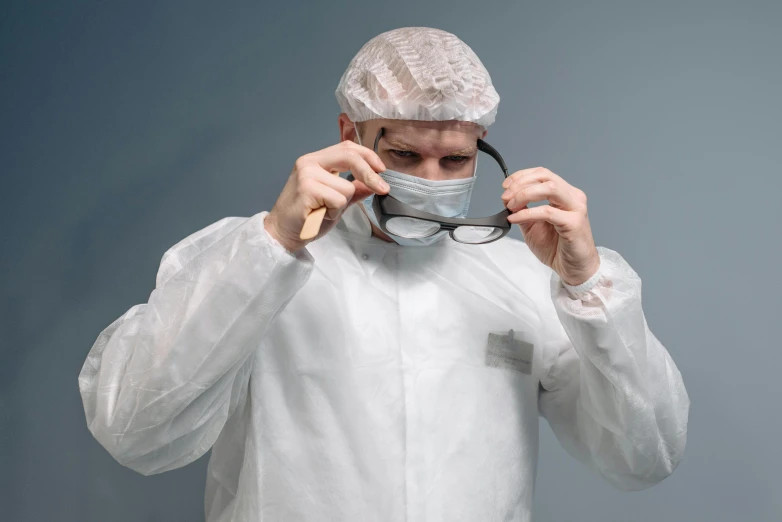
xmin=337 ymin=115 xmax=488 ymax=242
xmin=339 ymin=116 xmax=487 ymax=181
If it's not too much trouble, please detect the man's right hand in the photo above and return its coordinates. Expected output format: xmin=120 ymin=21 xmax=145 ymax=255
xmin=265 ymin=140 xmax=389 ymax=253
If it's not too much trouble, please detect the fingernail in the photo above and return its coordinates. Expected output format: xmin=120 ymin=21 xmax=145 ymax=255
xmin=501 ymin=189 xmax=511 ymax=199
xmin=379 ymin=180 xmax=390 ymax=191
xmin=502 ymin=179 xmax=511 ymax=188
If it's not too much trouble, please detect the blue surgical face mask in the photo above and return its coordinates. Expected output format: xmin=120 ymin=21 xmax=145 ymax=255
xmin=355 ymin=129 xmax=478 ymax=246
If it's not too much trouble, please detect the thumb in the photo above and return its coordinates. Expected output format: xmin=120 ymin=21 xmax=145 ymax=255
xmin=348 ymin=180 xmax=374 ymax=205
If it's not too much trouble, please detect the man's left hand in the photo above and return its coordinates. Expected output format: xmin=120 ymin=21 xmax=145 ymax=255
xmin=501 ymin=167 xmax=600 ymax=287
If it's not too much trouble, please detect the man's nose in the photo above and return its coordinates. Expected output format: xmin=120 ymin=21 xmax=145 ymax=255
xmin=417 ymin=159 xmax=446 ymax=181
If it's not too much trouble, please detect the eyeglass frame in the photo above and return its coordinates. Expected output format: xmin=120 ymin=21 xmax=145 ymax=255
xmin=347 ymin=126 xmax=513 ymax=245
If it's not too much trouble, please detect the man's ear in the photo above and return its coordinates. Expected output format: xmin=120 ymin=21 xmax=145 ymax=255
xmin=338 ymin=113 xmax=357 ymax=142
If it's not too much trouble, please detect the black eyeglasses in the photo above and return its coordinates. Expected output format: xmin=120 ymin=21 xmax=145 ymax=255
xmin=350 ymin=127 xmax=512 ymax=245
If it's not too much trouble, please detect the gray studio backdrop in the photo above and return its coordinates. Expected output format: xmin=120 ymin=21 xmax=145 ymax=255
xmin=2 ymin=1 xmax=780 ymax=521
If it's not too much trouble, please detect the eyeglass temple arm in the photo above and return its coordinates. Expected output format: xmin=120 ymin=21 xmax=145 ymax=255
xmin=476 ymin=139 xmax=509 ymax=177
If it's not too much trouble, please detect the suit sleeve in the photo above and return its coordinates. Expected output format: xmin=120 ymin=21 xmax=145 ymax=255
xmin=537 ymin=246 xmax=690 ymax=490
xmin=78 ymin=211 xmax=313 ymax=475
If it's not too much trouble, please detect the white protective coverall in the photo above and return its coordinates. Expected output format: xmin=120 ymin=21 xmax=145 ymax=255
xmin=78 ymin=201 xmax=689 ymax=521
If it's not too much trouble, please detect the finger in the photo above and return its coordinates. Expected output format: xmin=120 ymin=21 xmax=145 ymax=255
xmin=502 ymin=167 xmax=568 ymax=194
xmin=339 ymin=140 xmax=386 ymax=172
xmin=502 ymin=172 xmax=549 ymax=194
xmin=313 ymin=142 xmax=389 ymax=194
xmin=504 ymin=180 xmax=579 ymax=212
xmin=502 ymin=167 xmax=548 ymax=189
xmin=307 ymin=168 xmax=356 ymax=201
xmin=507 ymin=204 xmax=572 ymax=227
xmin=349 ymin=180 xmax=374 ymax=205
xmin=502 ymin=181 xmax=551 ymax=210
xmin=301 ymin=180 xmax=349 ymax=220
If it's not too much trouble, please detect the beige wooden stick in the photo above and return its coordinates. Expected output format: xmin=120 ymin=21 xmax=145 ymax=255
xmin=299 ymin=170 xmax=340 ymax=240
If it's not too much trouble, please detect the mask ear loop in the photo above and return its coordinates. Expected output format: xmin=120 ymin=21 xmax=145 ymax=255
xmin=355 ymin=124 xmax=364 ymax=147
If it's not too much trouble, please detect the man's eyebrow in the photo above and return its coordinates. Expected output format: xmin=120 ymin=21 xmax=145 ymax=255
xmin=384 ymin=138 xmax=477 ymax=156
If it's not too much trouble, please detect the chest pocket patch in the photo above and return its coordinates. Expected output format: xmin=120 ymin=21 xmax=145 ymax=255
xmin=485 ymin=329 xmax=534 ymax=375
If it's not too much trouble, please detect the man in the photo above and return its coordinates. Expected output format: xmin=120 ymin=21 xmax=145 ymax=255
xmin=79 ymin=27 xmax=689 ymax=521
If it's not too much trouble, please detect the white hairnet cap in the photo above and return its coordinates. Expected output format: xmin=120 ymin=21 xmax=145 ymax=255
xmin=335 ymin=27 xmax=500 ymax=128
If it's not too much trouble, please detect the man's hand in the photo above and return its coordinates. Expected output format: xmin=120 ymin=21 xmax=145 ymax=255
xmin=265 ymin=141 xmax=389 ymax=252
xmin=501 ymin=167 xmax=600 ymax=286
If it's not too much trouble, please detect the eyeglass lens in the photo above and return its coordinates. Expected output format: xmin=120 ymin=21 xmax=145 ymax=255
xmin=452 ymin=226 xmax=504 ymax=243
xmin=385 ymin=217 xmax=441 ymax=238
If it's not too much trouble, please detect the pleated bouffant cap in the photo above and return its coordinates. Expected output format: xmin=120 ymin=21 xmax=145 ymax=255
xmin=335 ymin=27 xmax=500 ymax=128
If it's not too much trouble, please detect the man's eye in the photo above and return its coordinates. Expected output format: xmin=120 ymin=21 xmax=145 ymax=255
xmin=446 ymin=156 xmax=469 ymax=163
xmin=390 ymin=150 xmax=416 ymax=158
